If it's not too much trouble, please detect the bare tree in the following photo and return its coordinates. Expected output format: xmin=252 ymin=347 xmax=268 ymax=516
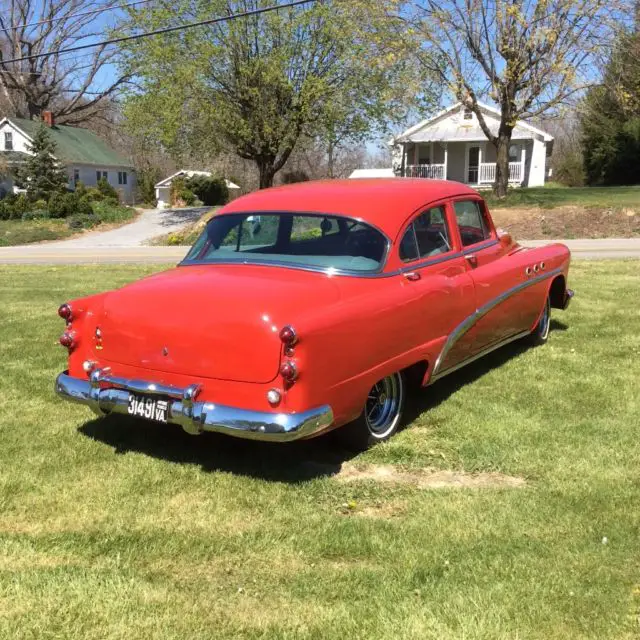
xmin=406 ymin=0 xmax=624 ymax=197
xmin=0 ymin=0 xmax=130 ymax=123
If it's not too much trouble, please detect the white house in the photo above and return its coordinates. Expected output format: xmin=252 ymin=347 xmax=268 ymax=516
xmin=155 ymin=170 xmax=241 ymax=209
xmin=390 ymin=102 xmax=554 ymax=187
xmin=0 ymin=112 xmax=136 ymax=202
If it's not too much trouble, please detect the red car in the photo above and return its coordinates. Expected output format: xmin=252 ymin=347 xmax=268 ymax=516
xmin=55 ymin=179 xmax=572 ymax=449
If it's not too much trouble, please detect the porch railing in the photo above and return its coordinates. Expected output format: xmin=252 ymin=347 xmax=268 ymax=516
xmin=405 ymin=164 xmax=445 ymax=179
xmin=479 ymin=162 xmax=523 ymax=184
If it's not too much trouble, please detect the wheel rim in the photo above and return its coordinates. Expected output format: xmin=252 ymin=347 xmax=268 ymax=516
xmin=539 ymin=298 xmax=551 ymax=339
xmin=365 ymin=373 xmax=403 ymax=437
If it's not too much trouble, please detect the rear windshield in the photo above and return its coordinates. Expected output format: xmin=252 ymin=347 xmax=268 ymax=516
xmin=182 ymin=213 xmax=388 ymax=273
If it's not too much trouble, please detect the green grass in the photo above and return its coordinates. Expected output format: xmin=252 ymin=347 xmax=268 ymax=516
xmin=0 ymin=262 xmax=639 ymax=639
xmin=0 ymin=219 xmax=76 ymax=246
xmin=485 ymin=185 xmax=640 ymax=209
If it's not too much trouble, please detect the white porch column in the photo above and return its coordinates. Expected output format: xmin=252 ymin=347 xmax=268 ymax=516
xmin=443 ymin=142 xmax=448 ymax=180
xmin=520 ymin=145 xmax=526 ymax=185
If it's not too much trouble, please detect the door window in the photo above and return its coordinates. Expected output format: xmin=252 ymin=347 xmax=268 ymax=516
xmin=454 ymin=200 xmax=490 ymax=247
xmin=400 ymin=206 xmax=451 ymax=262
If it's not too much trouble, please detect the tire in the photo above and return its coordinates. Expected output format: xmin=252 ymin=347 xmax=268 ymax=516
xmin=527 ymin=295 xmax=551 ymax=346
xmin=337 ymin=371 xmax=405 ymax=451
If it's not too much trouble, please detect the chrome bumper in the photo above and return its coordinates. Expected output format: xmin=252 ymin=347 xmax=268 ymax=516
xmin=54 ymin=369 xmax=333 ymax=442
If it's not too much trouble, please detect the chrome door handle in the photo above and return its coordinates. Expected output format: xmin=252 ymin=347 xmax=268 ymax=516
xmin=465 ymin=254 xmax=478 ymax=267
xmin=404 ymin=271 xmax=421 ymax=281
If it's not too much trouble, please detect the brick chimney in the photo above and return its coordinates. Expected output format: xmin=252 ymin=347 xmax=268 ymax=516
xmin=42 ymin=111 xmax=54 ymax=127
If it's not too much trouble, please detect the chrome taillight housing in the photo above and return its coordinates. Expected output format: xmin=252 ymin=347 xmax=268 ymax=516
xmin=279 ymin=325 xmax=297 ymax=347
xmin=58 ymin=303 xmax=72 ymax=323
xmin=280 ymin=361 xmax=298 ymax=383
xmin=59 ymin=331 xmax=76 ymax=350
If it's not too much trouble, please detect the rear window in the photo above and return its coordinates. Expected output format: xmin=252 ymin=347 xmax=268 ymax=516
xmin=182 ymin=213 xmax=388 ymax=273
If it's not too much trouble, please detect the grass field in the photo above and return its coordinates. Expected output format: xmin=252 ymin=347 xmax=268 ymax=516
xmin=484 ymin=184 xmax=640 ymax=209
xmin=1 ymin=262 xmax=639 ymax=639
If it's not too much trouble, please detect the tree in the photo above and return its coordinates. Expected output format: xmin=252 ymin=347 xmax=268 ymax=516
xmin=120 ymin=0 xmax=426 ymax=188
xmin=406 ymin=0 xmax=622 ymax=197
xmin=0 ymin=0 xmax=130 ymax=123
xmin=14 ymin=123 xmax=68 ymax=200
xmin=581 ymin=3 xmax=640 ymax=185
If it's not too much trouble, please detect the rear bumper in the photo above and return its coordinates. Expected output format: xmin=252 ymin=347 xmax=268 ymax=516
xmin=55 ymin=369 xmax=333 ymax=442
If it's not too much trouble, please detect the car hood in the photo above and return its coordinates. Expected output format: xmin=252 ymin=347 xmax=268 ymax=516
xmin=94 ymin=264 xmax=341 ymax=383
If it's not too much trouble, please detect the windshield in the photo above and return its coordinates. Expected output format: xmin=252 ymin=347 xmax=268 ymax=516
xmin=182 ymin=213 xmax=388 ymax=273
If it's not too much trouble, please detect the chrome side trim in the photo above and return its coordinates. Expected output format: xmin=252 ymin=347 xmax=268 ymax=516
xmin=430 ymin=330 xmax=530 ymax=383
xmin=462 ymin=238 xmax=499 ymax=254
xmin=55 ymin=370 xmax=334 ymax=442
xmin=399 ymin=250 xmax=464 ymax=273
xmin=432 ymin=267 xmax=562 ymax=377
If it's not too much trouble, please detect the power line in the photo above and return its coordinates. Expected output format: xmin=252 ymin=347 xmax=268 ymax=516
xmin=0 ymin=0 xmax=155 ymax=36
xmin=0 ymin=0 xmax=318 ymax=65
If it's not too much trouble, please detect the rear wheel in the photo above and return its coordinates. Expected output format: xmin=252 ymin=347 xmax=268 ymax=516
xmin=527 ymin=295 xmax=551 ymax=346
xmin=337 ymin=372 xmax=405 ymax=451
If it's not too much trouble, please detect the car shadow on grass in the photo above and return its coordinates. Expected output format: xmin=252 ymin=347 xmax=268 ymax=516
xmin=78 ymin=325 xmax=569 ymax=483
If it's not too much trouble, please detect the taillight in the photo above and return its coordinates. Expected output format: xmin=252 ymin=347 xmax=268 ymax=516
xmin=280 ymin=361 xmax=298 ymax=383
xmin=279 ymin=325 xmax=297 ymax=347
xmin=59 ymin=331 xmax=76 ymax=350
xmin=58 ymin=303 xmax=72 ymax=322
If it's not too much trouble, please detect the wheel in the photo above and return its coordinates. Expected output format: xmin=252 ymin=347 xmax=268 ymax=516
xmin=527 ymin=295 xmax=551 ymax=346
xmin=337 ymin=372 xmax=405 ymax=451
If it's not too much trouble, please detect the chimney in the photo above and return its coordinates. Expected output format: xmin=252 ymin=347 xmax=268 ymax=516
xmin=42 ymin=111 xmax=54 ymax=127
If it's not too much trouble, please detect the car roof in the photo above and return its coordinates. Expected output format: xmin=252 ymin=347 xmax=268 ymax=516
xmin=220 ymin=179 xmax=481 ymax=238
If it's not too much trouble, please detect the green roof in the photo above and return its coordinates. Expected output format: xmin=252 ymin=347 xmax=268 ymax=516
xmin=9 ymin=118 xmax=133 ymax=168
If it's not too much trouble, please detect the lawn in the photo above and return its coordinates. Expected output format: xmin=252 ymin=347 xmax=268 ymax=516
xmin=0 ymin=262 xmax=639 ymax=639
xmin=485 ymin=184 xmax=640 ymax=209
xmin=0 ymin=219 xmax=76 ymax=246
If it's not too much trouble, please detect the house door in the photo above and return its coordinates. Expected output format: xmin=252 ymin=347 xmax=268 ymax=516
xmin=467 ymin=146 xmax=480 ymax=184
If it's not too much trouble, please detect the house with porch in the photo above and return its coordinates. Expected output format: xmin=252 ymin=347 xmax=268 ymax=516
xmin=391 ymin=102 xmax=553 ymax=187
xmin=0 ymin=112 xmax=136 ymax=202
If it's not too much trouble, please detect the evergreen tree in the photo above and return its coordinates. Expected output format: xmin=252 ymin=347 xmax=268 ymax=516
xmin=15 ymin=124 xmax=69 ymax=200
xmin=581 ymin=7 xmax=640 ymax=185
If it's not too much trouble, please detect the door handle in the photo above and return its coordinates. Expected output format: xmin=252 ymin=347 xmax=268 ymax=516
xmin=404 ymin=271 xmax=421 ymax=281
xmin=465 ymin=254 xmax=478 ymax=267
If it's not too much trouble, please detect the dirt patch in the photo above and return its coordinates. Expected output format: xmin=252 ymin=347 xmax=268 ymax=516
xmin=491 ymin=205 xmax=640 ymax=240
xmin=336 ymin=463 xmax=525 ymax=489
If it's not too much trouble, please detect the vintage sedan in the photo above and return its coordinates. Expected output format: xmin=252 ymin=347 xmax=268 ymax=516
xmin=55 ymin=179 xmax=573 ymax=449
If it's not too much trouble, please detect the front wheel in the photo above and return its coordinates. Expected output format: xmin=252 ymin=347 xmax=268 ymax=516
xmin=337 ymin=372 xmax=405 ymax=451
xmin=527 ymin=295 xmax=551 ymax=346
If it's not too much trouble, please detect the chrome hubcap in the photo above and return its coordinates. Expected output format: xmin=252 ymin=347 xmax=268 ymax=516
xmin=365 ymin=374 xmax=402 ymax=436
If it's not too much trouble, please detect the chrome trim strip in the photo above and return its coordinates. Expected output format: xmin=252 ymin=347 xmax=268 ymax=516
xmin=55 ymin=370 xmax=334 ymax=442
xmin=430 ymin=330 xmax=530 ymax=383
xmin=462 ymin=238 xmax=499 ymax=254
xmin=432 ymin=267 xmax=562 ymax=377
xmin=399 ymin=250 xmax=464 ymax=273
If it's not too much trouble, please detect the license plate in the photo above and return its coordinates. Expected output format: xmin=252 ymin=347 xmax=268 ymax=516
xmin=127 ymin=393 xmax=169 ymax=423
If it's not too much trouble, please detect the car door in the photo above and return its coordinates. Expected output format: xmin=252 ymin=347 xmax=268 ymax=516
xmin=451 ymin=198 xmax=527 ymax=355
xmin=397 ymin=203 xmax=476 ymax=372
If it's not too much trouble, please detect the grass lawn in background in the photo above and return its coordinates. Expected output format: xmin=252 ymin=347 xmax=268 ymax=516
xmin=0 ymin=261 xmax=639 ymax=639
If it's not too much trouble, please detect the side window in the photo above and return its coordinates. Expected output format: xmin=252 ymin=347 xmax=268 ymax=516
xmin=454 ymin=200 xmax=490 ymax=247
xmin=400 ymin=206 xmax=451 ymax=262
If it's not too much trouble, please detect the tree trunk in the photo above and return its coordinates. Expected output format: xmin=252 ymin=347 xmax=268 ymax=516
xmin=327 ymin=139 xmax=335 ymax=179
xmin=257 ymin=157 xmax=277 ymax=189
xmin=493 ymin=131 xmax=511 ymax=198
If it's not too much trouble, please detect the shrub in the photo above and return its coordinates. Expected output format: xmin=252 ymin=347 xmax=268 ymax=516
xmin=553 ymin=152 xmax=585 ymax=187
xmin=91 ymin=200 xmax=136 ymax=224
xmin=185 ymin=175 xmax=230 ymax=206
xmin=11 ymin=194 xmax=31 ymax=219
xmin=85 ymin=187 xmax=104 ymax=202
xmin=97 ymin=177 xmax=119 ymax=201
xmin=21 ymin=209 xmax=50 ymax=221
xmin=48 ymin=192 xmax=67 ymax=218
xmin=281 ymin=170 xmax=310 ymax=184
xmin=136 ymin=166 xmax=161 ymax=205
xmin=179 ymin=189 xmax=196 ymax=206
xmin=0 ymin=199 xmax=10 ymax=221
xmin=33 ymin=199 xmax=48 ymax=210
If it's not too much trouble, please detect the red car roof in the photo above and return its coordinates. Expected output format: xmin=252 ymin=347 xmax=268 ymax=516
xmin=220 ymin=179 xmax=481 ymax=238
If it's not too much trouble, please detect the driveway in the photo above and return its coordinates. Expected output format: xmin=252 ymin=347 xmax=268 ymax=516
xmin=42 ymin=206 xmax=209 ymax=248
xmin=0 ymin=236 xmax=639 ymax=265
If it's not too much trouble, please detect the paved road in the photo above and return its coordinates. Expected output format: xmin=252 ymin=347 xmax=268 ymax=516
xmin=0 ymin=237 xmax=639 ymax=265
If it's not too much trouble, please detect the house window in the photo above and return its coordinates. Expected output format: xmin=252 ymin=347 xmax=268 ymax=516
xmin=118 ymin=171 xmax=128 ymax=185
xmin=4 ymin=132 xmax=13 ymax=151
xmin=508 ymin=144 xmax=520 ymax=162
xmin=73 ymin=169 xmax=80 ymax=186
xmin=96 ymin=170 xmax=108 ymax=182
xmin=463 ymin=106 xmax=473 ymax=120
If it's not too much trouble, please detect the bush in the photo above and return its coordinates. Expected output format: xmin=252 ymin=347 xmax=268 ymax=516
xmin=48 ymin=193 xmax=67 ymax=218
xmin=97 ymin=177 xmax=119 ymax=202
xmin=91 ymin=200 xmax=136 ymax=224
xmin=21 ymin=209 xmax=50 ymax=221
xmin=185 ymin=175 xmax=229 ymax=206
xmin=67 ymin=213 xmax=99 ymax=230
xmin=11 ymin=194 xmax=30 ymax=219
xmin=0 ymin=199 xmax=11 ymax=221
xmin=48 ymin=191 xmax=94 ymax=218
xmin=84 ymin=187 xmax=104 ymax=202
xmin=136 ymin=167 xmax=161 ymax=206
xmin=553 ymin=152 xmax=585 ymax=187
xmin=281 ymin=170 xmax=310 ymax=184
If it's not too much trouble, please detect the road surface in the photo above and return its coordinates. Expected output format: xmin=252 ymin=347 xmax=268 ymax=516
xmin=0 ymin=237 xmax=639 ymax=265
